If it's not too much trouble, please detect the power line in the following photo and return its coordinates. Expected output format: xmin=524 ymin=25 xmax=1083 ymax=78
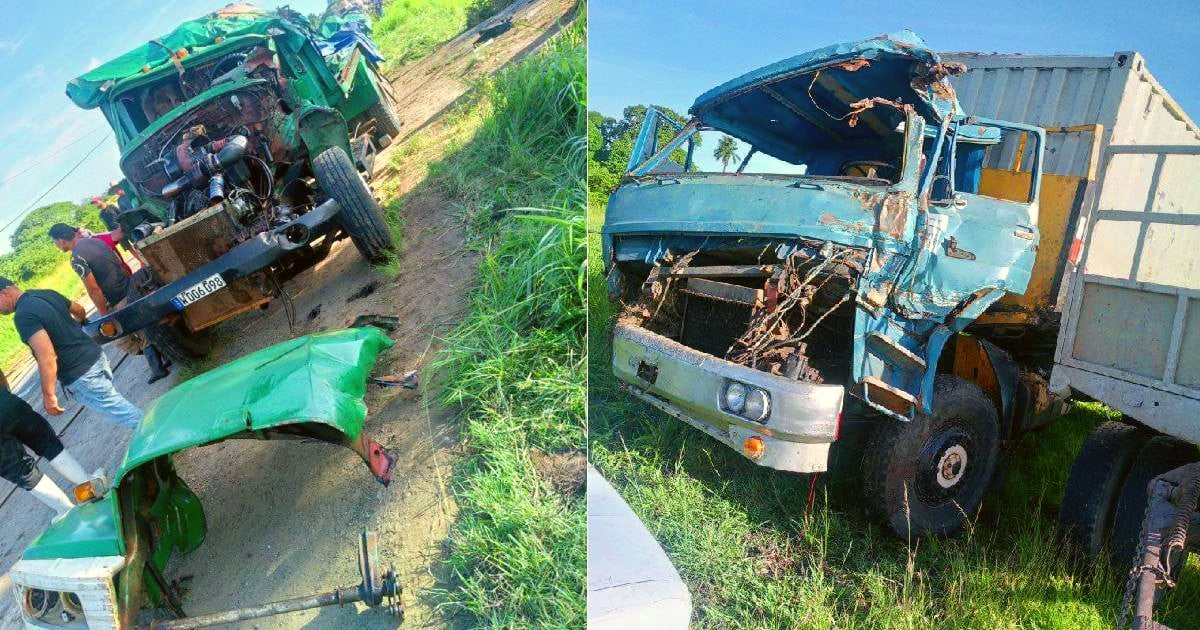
xmin=0 ymin=131 xmax=113 ymax=236
xmin=0 ymin=126 xmax=104 ymax=189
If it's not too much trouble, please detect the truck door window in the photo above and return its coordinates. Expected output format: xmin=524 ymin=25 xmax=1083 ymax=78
xmin=962 ymin=126 xmax=1041 ymax=204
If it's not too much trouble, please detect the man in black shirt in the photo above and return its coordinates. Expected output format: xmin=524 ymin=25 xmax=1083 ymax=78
xmin=91 ymin=196 xmax=119 ymax=232
xmin=0 ymin=368 xmax=96 ymax=519
xmin=0 ymin=278 xmax=143 ymax=428
xmin=49 ymin=224 xmax=169 ymax=383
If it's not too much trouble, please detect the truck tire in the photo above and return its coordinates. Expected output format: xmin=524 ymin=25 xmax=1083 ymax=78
xmin=128 ymin=270 xmax=211 ymax=366
xmin=1109 ymin=435 xmax=1199 ymax=574
xmin=1058 ymin=420 xmax=1152 ymax=564
xmin=367 ymin=97 xmax=402 ymax=140
xmin=312 ymin=146 xmax=395 ymax=263
xmin=862 ymin=375 xmax=1000 ymax=539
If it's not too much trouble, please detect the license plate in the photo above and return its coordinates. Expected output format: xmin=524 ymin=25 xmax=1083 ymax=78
xmin=171 ymin=274 xmax=227 ymax=310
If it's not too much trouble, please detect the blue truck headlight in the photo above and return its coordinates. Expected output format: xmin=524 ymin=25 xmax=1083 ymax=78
xmin=723 ymin=381 xmax=771 ymax=422
xmin=724 ymin=382 xmax=747 ymax=414
xmin=743 ymin=388 xmax=771 ymax=422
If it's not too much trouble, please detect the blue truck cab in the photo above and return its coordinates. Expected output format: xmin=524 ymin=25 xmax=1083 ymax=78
xmin=603 ymin=31 xmax=1059 ymax=538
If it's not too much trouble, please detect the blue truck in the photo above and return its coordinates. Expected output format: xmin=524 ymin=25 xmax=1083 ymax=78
xmin=603 ymin=31 xmax=1065 ymax=539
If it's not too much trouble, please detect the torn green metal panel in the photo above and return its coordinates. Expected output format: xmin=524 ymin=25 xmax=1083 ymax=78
xmin=116 ymin=327 xmax=394 ymax=487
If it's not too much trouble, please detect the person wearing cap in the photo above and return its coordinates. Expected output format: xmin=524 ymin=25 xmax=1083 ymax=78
xmin=0 ymin=367 xmax=99 ymax=518
xmin=0 ymin=277 xmax=144 ymax=428
xmin=48 ymin=224 xmax=169 ymax=383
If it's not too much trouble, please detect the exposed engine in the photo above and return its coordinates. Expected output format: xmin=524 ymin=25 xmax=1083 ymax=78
xmin=119 ymin=46 xmax=313 ymax=240
xmin=618 ymin=241 xmax=866 ymax=386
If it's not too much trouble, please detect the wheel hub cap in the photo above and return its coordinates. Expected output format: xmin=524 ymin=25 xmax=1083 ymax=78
xmin=935 ymin=444 xmax=968 ymax=489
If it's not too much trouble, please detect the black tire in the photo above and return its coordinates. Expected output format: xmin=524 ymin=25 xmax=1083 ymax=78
xmin=1058 ymin=420 xmax=1152 ymax=564
xmin=367 ymin=97 xmax=401 ymax=140
xmin=128 ymin=269 xmax=211 ymax=367
xmin=862 ymin=375 xmax=1001 ymax=539
xmin=312 ymin=146 xmax=395 ymax=263
xmin=1109 ymin=435 xmax=1199 ymax=574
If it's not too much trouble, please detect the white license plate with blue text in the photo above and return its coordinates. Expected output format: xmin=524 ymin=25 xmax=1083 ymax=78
xmin=171 ymin=274 xmax=227 ymax=310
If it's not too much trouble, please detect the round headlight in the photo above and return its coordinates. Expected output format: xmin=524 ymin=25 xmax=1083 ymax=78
xmin=22 ymin=588 xmax=57 ymax=620
xmin=743 ymin=388 xmax=771 ymax=422
xmin=724 ymin=382 xmax=747 ymax=414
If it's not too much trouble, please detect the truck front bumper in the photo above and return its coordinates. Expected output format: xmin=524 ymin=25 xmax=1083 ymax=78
xmin=612 ymin=322 xmax=843 ymax=473
xmin=84 ymin=199 xmax=342 ymax=343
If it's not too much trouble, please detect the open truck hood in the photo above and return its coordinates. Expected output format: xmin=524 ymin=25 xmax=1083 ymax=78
xmin=689 ymin=30 xmax=963 ymax=164
xmin=20 ymin=327 xmax=394 ymax=562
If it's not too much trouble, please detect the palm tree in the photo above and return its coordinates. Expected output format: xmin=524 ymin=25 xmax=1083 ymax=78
xmin=714 ymin=136 xmax=741 ymax=172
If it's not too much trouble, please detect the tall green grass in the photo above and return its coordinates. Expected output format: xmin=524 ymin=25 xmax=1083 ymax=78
xmin=373 ymin=0 xmax=505 ymax=71
xmin=587 ymin=188 xmax=1200 ymax=627
xmin=430 ymin=14 xmax=585 ymax=627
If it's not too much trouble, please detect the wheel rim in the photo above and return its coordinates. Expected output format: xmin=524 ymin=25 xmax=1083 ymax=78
xmin=916 ymin=424 xmax=977 ymax=505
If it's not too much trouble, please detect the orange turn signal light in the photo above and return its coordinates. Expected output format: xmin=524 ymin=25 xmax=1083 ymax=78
xmin=99 ymin=321 xmax=119 ymax=338
xmin=743 ymin=435 xmax=765 ymax=460
xmin=214 ymin=36 xmax=224 ymax=43
xmin=73 ymin=481 xmax=97 ymax=503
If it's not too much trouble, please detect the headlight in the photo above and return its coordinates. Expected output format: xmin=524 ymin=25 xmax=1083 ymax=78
xmin=743 ymin=388 xmax=771 ymax=422
xmin=723 ymin=382 xmax=747 ymax=414
xmin=21 ymin=587 xmax=56 ymax=619
xmin=723 ymin=380 xmax=771 ymax=423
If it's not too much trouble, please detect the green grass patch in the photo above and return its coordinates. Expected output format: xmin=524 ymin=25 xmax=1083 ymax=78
xmin=426 ymin=14 xmax=585 ymax=627
xmin=374 ymin=0 xmax=506 ymax=72
xmin=587 ymin=189 xmax=1200 ymax=627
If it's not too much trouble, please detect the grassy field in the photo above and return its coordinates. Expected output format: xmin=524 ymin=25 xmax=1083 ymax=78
xmin=585 ymin=189 xmax=1200 ymax=627
xmin=373 ymin=0 xmax=505 ymax=72
xmin=384 ymin=13 xmax=585 ymax=627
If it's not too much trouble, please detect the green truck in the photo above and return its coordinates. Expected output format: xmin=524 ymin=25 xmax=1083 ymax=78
xmin=67 ymin=4 xmax=399 ymax=362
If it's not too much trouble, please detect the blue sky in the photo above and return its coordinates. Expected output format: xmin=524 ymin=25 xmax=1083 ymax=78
xmin=589 ymin=0 xmax=1200 ymax=172
xmin=0 ymin=0 xmax=326 ymax=252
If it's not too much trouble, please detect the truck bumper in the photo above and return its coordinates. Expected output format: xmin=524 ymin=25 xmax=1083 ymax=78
xmin=612 ymin=322 xmax=843 ymax=473
xmin=85 ymin=199 xmax=342 ymax=343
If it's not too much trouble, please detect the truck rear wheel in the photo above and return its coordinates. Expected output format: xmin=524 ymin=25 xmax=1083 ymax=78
xmin=129 ymin=269 xmax=211 ymax=367
xmin=1109 ymin=435 xmax=1199 ymax=574
xmin=312 ymin=146 xmax=395 ymax=263
xmin=1058 ymin=420 xmax=1152 ymax=564
xmin=862 ymin=375 xmax=1000 ymax=539
xmin=368 ymin=97 xmax=402 ymax=140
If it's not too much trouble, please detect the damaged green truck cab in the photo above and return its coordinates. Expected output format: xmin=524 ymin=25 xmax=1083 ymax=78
xmin=9 ymin=328 xmax=399 ymax=628
xmin=604 ymin=31 xmax=1053 ymax=538
xmin=67 ymin=5 xmax=398 ymax=361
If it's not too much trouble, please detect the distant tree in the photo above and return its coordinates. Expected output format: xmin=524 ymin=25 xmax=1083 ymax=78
xmin=714 ymin=136 xmax=741 ymax=173
xmin=2 ymin=200 xmax=105 ymax=281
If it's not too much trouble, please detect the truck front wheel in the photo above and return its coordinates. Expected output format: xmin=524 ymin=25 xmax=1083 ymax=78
xmin=862 ymin=375 xmax=1000 ymax=539
xmin=312 ymin=146 xmax=395 ymax=263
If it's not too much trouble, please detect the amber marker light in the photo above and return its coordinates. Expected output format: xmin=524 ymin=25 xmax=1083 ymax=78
xmin=73 ymin=481 xmax=97 ymax=503
xmin=743 ymin=435 xmax=765 ymax=460
xmin=99 ymin=321 xmax=119 ymax=338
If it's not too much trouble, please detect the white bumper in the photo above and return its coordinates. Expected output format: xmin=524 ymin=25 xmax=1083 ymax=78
xmin=9 ymin=556 xmax=125 ymax=629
